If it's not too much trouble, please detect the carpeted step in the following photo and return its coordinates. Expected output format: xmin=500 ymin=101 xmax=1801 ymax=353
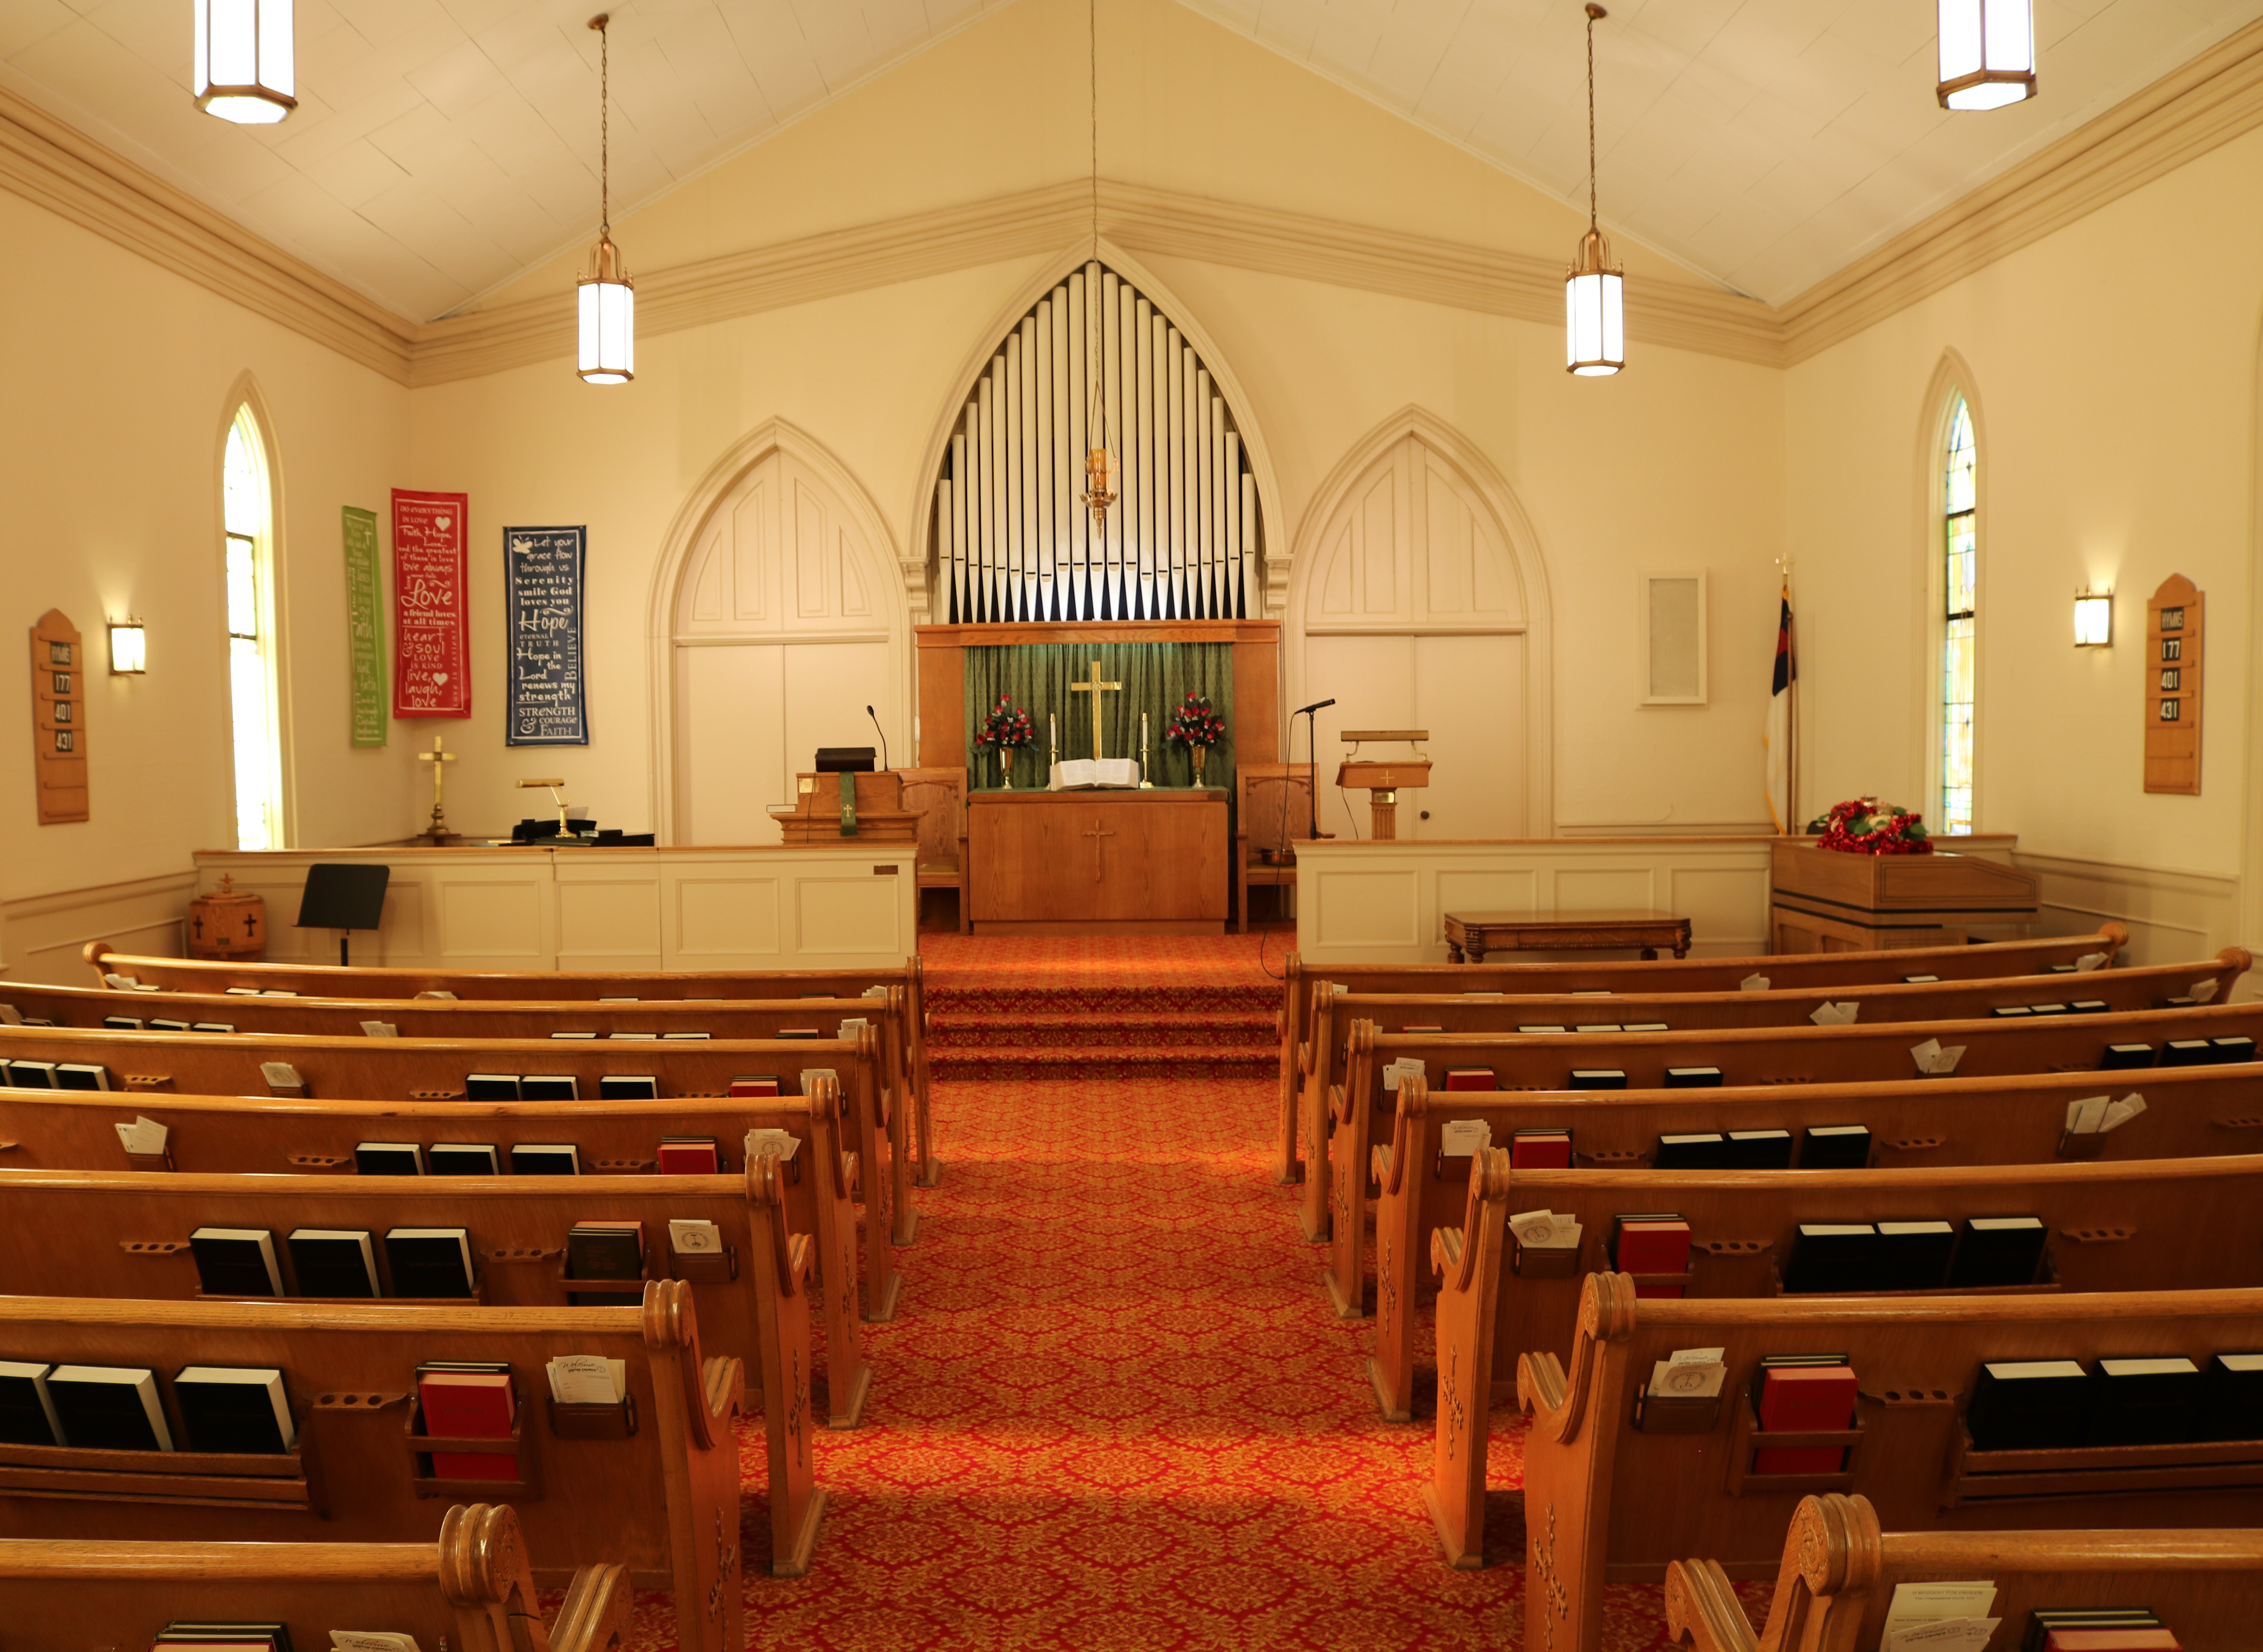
xmin=928 ymin=986 xmax=1280 ymax=1018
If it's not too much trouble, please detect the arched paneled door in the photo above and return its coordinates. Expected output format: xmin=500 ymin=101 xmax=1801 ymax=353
xmin=670 ymin=445 xmax=908 ymax=844
xmin=1294 ymin=427 xmax=1542 ymax=839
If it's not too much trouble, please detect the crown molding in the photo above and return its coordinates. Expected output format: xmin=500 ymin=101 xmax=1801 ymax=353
xmin=0 ymin=84 xmax=416 ymax=385
xmin=1780 ymin=15 xmax=2263 ymax=365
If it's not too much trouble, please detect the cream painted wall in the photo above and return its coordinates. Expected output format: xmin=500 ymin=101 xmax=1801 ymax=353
xmin=0 ymin=187 xmax=417 ymax=954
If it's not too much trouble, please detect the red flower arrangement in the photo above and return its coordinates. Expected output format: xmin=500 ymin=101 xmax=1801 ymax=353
xmin=1163 ymin=692 xmax=1225 ymax=749
xmin=1806 ymin=796 xmax=1934 ymax=855
xmin=973 ymin=694 xmax=1035 ymax=751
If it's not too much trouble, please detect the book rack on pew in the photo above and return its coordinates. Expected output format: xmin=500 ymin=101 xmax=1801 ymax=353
xmin=1943 ymin=1424 xmax=2263 ymax=1504
xmin=406 ymin=1390 xmax=539 ymax=1501
xmin=0 ymin=1435 xmax=321 ymax=1514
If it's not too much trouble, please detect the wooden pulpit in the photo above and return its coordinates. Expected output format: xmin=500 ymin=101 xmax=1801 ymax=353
xmin=1336 ymin=731 xmax=1430 ymax=840
xmin=775 ymin=770 xmax=920 ymax=844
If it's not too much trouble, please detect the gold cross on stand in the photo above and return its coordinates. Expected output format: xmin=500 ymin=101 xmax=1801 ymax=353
xmin=1068 ymin=659 xmax=1123 ymax=760
xmin=415 ymin=735 xmax=457 ymax=842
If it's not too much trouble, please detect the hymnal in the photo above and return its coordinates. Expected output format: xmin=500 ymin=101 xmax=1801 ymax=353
xmin=662 ymin=1031 xmax=711 ymax=1041
xmin=429 ymin=1142 xmax=499 ymax=1175
xmin=354 ymin=1140 xmax=423 ymax=1175
xmin=1653 ymin=1132 xmax=1725 ymax=1170
xmin=174 ymin=1367 xmax=296 ymax=1454
xmin=1508 ymin=1128 xmax=1571 ymax=1168
xmin=2031 ymin=1002 xmax=2073 ymax=1017
xmin=1948 ymin=1215 xmax=2047 ymax=1287
xmin=1573 ymin=1023 xmax=1623 ymax=1034
xmin=1622 ymin=1022 xmax=1670 ymax=1034
xmin=2160 ymin=1039 xmax=2213 ymax=1068
xmin=156 ymin=1622 xmax=292 ymax=1651
xmin=384 ymin=1228 xmax=475 ymax=1298
xmin=414 ymin=1365 xmax=516 ymax=1480
xmin=669 ymin=1218 xmax=724 ymax=1254
xmin=46 ymin=1364 xmax=171 ymax=1450
xmin=599 ymin=1074 xmax=661 ymax=1100
xmin=2070 ymin=1000 xmax=2110 ymax=1014
xmin=150 ymin=1018 xmax=194 ymax=1032
xmin=566 ymin=1220 xmax=645 ymax=1304
xmin=1783 ymin=1224 xmax=1877 ymax=1294
xmin=2204 ymin=1351 xmax=2262 ymax=1442
xmin=1663 ymin=1066 xmax=1722 ymax=1088
xmin=1570 ymin=1068 xmax=1627 ymax=1090
xmin=550 ymin=1030 xmax=599 ymax=1040
xmin=3 ymin=1059 xmax=55 ymax=1088
xmin=1753 ymin=1358 xmax=1857 ymax=1474
xmin=1874 ymin=1220 xmax=1956 ymax=1291
xmin=657 ymin=1136 xmax=721 ymax=1174
xmin=102 ymin=1014 xmax=144 ymax=1029
xmin=188 ymin=1023 xmax=237 ymax=1035
xmin=1518 ymin=1024 xmax=1567 ymax=1034
xmin=1610 ymin=1214 xmax=1691 ymax=1298
xmin=2041 ymin=1632 xmax=2180 ymax=1652
xmin=1441 ymin=1067 xmax=1495 ymax=1091
xmin=777 ymin=1028 xmax=823 ymax=1040
xmin=607 ymin=1031 xmax=658 ymax=1040
xmin=1966 ymin=1358 xmax=2090 ymax=1450
xmin=2100 ymin=1043 xmax=2156 ymax=1070
xmin=1989 ymin=1004 xmax=2034 ymax=1018
xmin=508 ymin=1143 xmax=580 ymax=1175
xmin=1800 ymin=1125 xmax=1872 ymax=1169
xmin=729 ymin=1075 xmax=782 ymax=1097
xmin=0 ymin=1360 xmax=61 ymax=1445
xmin=1901 ymin=973 xmax=1940 ymax=983
xmin=518 ymin=1074 xmax=580 ymax=1101
xmin=1720 ymin=1128 xmax=1794 ymax=1169
xmin=464 ymin=1073 xmax=521 ymax=1101
xmin=55 ymin=1062 xmax=109 ymax=1090
xmin=190 ymin=1227 xmax=283 ymax=1298
xmin=288 ymin=1229 xmax=379 ymax=1298
xmin=2024 ymin=1612 xmax=2162 ymax=1652
xmin=2088 ymin=1356 xmax=2203 ymax=1446
xmin=595 ymin=995 xmax=637 ymax=1002
xmin=330 ymin=1634 xmax=420 ymax=1652
xmin=2210 ymin=1035 xmax=2256 ymax=1063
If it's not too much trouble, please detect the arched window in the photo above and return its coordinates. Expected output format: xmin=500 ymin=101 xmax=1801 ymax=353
xmin=223 ymin=408 xmax=285 ymax=850
xmin=1938 ymin=395 xmax=1977 ymax=835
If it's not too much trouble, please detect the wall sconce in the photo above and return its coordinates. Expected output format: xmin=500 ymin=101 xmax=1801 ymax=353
xmin=2073 ymin=590 xmax=2112 ymax=648
xmin=108 ymin=617 xmax=147 ymax=674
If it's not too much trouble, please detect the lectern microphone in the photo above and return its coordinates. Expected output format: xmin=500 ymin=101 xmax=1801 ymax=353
xmin=866 ymin=705 xmax=889 ymax=772
xmin=1293 ymin=698 xmax=1336 ymax=840
xmin=1294 ymin=698 xmax=1337 ymax=715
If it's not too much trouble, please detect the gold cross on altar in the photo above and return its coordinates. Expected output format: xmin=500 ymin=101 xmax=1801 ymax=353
xmin=1068 ymin=660 xmax=1123 ymax=760
xmin=416 ymin=735 xmax=457 ymax=839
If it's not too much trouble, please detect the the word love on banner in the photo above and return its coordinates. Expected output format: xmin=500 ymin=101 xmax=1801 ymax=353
xmin=504 ymin=525 xmax=589 ymax=747
xmin=391 ymin=488 xmax=470 ymax=719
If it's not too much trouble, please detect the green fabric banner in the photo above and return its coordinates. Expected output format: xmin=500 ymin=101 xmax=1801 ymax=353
xmin=342 ymin=506 xmax=386 ymax=748
xmin=964 ymin=642 xmax=1234 ymax=794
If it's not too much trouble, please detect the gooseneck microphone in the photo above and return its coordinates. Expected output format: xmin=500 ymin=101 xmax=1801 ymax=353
xmin=1295 ymin=698 xmax=1336 ymax=839
xmin=867 ymin=705 xmax=889 ymax=772
xmin=1295 ymin=698 xmax=1338 ymax=716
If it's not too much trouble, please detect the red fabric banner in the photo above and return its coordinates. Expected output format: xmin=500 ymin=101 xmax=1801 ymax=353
xmin=391 ymin=488 xmax=470 ymax=719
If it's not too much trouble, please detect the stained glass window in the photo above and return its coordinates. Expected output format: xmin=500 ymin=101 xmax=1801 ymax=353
xmin=223 ymin=412 xmax=284 ymax=851
xmin=1939 ymin=397 xmax=1976 ymax=835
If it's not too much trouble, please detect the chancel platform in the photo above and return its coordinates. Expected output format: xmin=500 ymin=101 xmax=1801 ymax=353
xmin=968 ymin=788 xmax=1229 ymax=934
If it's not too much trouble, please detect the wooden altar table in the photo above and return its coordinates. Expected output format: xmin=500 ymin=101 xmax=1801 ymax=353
xmin=968 ymin=789 xmax=1229 ymax=934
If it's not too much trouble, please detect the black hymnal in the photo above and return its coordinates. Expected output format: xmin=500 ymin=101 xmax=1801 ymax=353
xmin=519 ymin=1074 xmax=580 ymax=1101
xmin=46 ymin=1365 xmax=171 ymax=1450
xmin=1518 ymin=1024 xmax=1567 ymax=1034
xmin=566 ymin=1220 xmax=645 ymax=1305
xmin=2160 ymin=1038 xmax=2214 ymax=1068
xmin=55 ymin=1062 xmax=109 ymax=1090
xmin=509 ymin=1142 xmax=580 ymax=1175
xmin=354 ymin=1140 xmax=423 ymax=1175
xmin=157 ymin=1624 xmax=291 ymax=1652
xmin=1873 ymin=1220 xmax=1955 ymax=1291
xmin=1663 ymin=1066 xmax=1722 ymax=1089
xmin=2100 ymin=1043 xmax=2155 ymax=1070
xmin=550 ymin=1030 xmax=600 ymax=1040
xmin=287 ymin=1229 xmax=378 ymax=1298
xmin=1902 ymin=973 xmax=1941 ymax=983
xmin=1570 ymin=1068 xmax=1627 ymax=1091
xmin=2211 ymin=1035 xmax=2257 ymax=1064
xmin=1966 ymin=1358 xmax=2089 ymax=1450
xmin=1989 ymin=1004 xmax=2033 ymax=1018
xmin=174 ymin=1367 xmax=296 ymax=1454
xmin=429 ymin=1142 xmax=500 ymax=1175
xmin=0 ymin=1361 xmax=60 ymax=1445
xmin=2 ymin=1059 xmax=55 ymax=1088
xmin=777 ymin=1028 xmax=823 ymax=1040
xmin=1782 ymin=1224 xmax=1876 ymax=1294
xmin=2087 ymin=1355 xmax=2204 ymax=1446
xmin=1800 ymin=1125 xmax=1872 ymax=1169
xmin=2021 ymin=1611 xmax=2161 ymax=1652
xmin=2029 ymin=1002 xmax=2073 ymax=1017
xmin=384 ymin=1228 xmax=476 ymax=1298
xmin=598 ymin=1074 xmax=661 ymax=1100
xmin=1948 ymin=1215 xmax=2048 ymax=1287
xmin=149 ymin=1018 xmax=193 ymax=1032
xmin=1720 ymin=1129 xmax=1795 ymax=1169
xmin=465 ymin=1073 xmax=522 ymax=1101
xmin=189 ymin=1227 xmax=282 ymax=1298
xmin=2206 ymin=1352 xmax=2263 ymax=1442
xmin=1653 ymin=1132 xmax=1725 ymax=1170
xmin=2070 ymin=999 xmax=2109 ymax=1014
xmin=189 ymin=1023 xmax=236 ymax=1035
xmin=102 ymin=1014 xmax=144 ymax=1030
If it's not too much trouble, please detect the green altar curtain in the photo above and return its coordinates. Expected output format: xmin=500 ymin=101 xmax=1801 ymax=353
xmin=964 ymin=642 xmax=1234 ymax=793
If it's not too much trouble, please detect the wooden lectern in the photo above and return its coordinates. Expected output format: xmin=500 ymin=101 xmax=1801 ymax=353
xmin=773 ymin=770 xmax=920 ymax=843
xmin=1336 ymin=731 xmax=1431 ymax=841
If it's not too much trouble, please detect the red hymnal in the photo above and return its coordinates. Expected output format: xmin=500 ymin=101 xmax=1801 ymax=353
xmin=416 ymin=1371 xmax=517 ymax=1480
xmin=656 ymin=1137 xmax=720 ymax=1173
xmin=1613 ymin=1218 xmax=1691 ymax=1298
xmin=728 ymin=1075 xmax=782 ymax=1097
xmin=1753 ymin=1365 xmax=1857 ymax=1474
xmin=1442 ymin=1067 xmax=1496 ymax=1092
xmin=1510 ymin=1130 xmax=1573 ymax=1168
xmin=2045 ymin=1634 xmax=2183 ymax=1652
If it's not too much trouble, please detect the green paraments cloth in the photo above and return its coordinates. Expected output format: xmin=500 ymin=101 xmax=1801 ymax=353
xmin=964 ymin=642 xmax=1234 ymax=794
xmin=342 ymin=506 xmax=386 ymax=748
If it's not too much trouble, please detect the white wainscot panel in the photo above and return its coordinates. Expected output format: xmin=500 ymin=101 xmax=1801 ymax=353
xmin=1551 ymin=868 xmax=1657 ymax=909
xmin=556 ymin=875 xmax=665 ymax=966
xmin=674 ymin=877 xmax=783 ymax=959
xmin=1434 ymin=869 xmax=1538 ymax=917
xmin=1665 ymin=866 xmax=1770 ymax=954
xmin=1313 ymin=870 xmax=1425 ymax=951
xmin=796 ymin=876 xmax=908 ymax=958
xmin=437 ymin=877 xmax=548 ymax=960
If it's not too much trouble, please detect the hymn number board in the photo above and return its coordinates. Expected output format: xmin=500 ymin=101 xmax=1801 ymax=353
xmin=30 ymin=608 xmax=88 ymax=824
xmin=2144 ymin=574 xmax=2203 ymax=796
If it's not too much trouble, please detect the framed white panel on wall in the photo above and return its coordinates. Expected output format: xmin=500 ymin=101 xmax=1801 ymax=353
xmin=1638 ymin=570 xmax=1708 ymax=705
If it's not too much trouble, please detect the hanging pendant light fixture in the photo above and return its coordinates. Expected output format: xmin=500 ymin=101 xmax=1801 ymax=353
xmin=1565 ymin=4 xmax=1623 ymax=377
xmin=1937 ymin=0 xmax=2036 ymax=111
xmin=577 ymin=13 xmax=635 ymax=385
xmin=1079 ymin=0 xmax=1117 ymax=532
xmin=193 ymin=0 xmax=296 ymax=125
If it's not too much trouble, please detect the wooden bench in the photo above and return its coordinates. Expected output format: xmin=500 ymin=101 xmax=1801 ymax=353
xmin=1362 ymin=1068 xmax=2263 ymax=1417
xmin=0 ymin=1502 xmax=632 ymax=1652
xmin=1293 ymin=949 xmax=2244 ymax=1239
xmin=0 ymin=1079 xmax=875 ymax=1426
xmin=0 ymin=1282 xmax=761 ymax=1647
xmin=82 ymin=943 xmax=941 ymax=1190
xmin=1667 ymin=1494 xmax=2263 ymax=1652
xmin=1235 ymin=762 xmax=1321 ymax=933
xmin=1272 ymin=927 xmax=2131 ymax=1181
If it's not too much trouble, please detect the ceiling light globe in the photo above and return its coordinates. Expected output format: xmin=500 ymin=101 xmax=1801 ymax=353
xmin=194 ymin=0 xmax=296 ymax=125
xmin=578 ymin=235 xmax=635 ymax=386
xmin=1565 ymin=230 xmax=1625 ymax=377
xmin=1938 ymin=0 xmax=2036 ymax=111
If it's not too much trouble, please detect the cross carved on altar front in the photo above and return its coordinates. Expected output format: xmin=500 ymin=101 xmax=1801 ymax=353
xmin=1068 ymin=659 xmax=1123 ymax=760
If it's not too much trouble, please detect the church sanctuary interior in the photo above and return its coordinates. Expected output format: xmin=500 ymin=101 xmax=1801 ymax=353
xmin=12 ymin=0 xmax=2263 ymax=1647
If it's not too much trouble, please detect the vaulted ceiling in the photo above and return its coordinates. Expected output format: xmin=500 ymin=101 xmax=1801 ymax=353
xmin=2 ymin=0 xmax=2256 ymax=325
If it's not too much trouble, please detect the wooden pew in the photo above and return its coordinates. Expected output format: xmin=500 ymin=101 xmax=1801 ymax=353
xmin=1362 ymin=1068 xmax=2263 ymax=1417
xmin=1667 ymin=1494 xmax=2263 ymax=1652
xmin=1293 ymin=949 xmax=2244 ymax=1239
xmin=1272 ymin=926 xmax=2131 ymax=1182
xmin=0 ymin=1020 xmax=916 ymax=1277
xmin=0 ymin=1080 xmax=874 ymax=1426
xmin=83 ymin=941 xmax=941 ymax=1190
xmin=0 ymin=1503 xmax=632 ymax=1652
xmin=0 ymin=1282 xmax=763 ymax=1647
xmin=1314 ymin=1000 xmax=2263 ymax=1251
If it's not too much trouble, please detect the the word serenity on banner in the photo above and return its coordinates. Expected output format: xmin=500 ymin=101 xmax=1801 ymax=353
xmin=505 ymin=525 xmax=588 ymax=747
xmin=391 ymin=488 xmax=470 ymax=719
xmin=342 ymin=506 xmax=386 ymax=747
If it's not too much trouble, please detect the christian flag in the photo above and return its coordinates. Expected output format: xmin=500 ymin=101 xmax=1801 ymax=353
xmin=1765 ymin=586 xmax=1796 ymax=830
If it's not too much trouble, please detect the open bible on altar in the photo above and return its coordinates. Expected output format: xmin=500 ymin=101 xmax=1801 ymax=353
xmin=1049 ymin=758 xmax=1141 ymax=790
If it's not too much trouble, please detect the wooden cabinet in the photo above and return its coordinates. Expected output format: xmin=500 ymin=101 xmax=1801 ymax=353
xmin=968 ymin=790 xmax=1228 ymax=933
xmin=1770 ymin=840 xmax=2038 ymax=953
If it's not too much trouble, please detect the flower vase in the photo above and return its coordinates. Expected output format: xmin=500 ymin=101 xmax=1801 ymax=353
xmin=1190 ymin=745 xmax=1208 ymax=787
xmin=999 ymin=748 xmax=1014 ymax=790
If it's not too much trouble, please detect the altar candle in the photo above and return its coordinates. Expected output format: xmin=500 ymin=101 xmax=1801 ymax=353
xmin=1050 ymin=712 xmax=1057 ymax=752
xmin=1142 ymin=711 xmax=1149 ymax=748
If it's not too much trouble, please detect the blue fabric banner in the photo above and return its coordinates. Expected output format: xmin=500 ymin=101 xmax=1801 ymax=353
xmin=504 ymin=525 xmax=588 ymax=746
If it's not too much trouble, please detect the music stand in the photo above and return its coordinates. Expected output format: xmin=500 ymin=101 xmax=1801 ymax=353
xmin=296 ymin=864 xmax=391 ymax=967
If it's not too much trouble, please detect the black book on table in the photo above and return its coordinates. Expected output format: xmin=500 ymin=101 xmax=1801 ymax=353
xmin=54 ymin=1062 xmax=109 ymax=1090
xmin=2 ymin=1059 xmax=55 ymax=1088
xmin=599 ymin=1074 xmax=661 ymax=1100
xmin=1653 ymin=1132 xmax=1724 ymax=1170
xmin=1781 ymin=1224 xmax=1878 ymax=1294
xmin=355 ymin=1140 xmax=423 ymax=1175
xmin=2206 ymin=1352 xmax=2263 ymax=1443
xmin=2211 ymin=1035 xmax=2257 ymax=1064
xmin=189 ymin=1227 xmax=282 ymax=1298
xmin=1800 ymin=1125 xmax=1872 ymax=1169
xmin=0 ymin=1361 xmax=60 ymax=1445
xmin=509 ymin=1142 xmax=580 ymax=1175
xmin=1872 ymin=1220 xmax=1955 ymax=1291
xmin=1947 ymin=1215 xmax=2048 ymax=1287
xmin=173 ymin=1367 xmax=296 ymax=1454
xmin=2099 ymin=1043 xmax=2156 ymax=1070
xmin=46 ymin=1365 xmax=171 ymax=1450
xmin=2160 ymin=1038 xmax=2214 ymax=1068
xmin=1663 ymin=1066 xmax=1722 ymax=1089
xmin=1966 ymin=1358 xmax=2090 ymax=1450
xmin=1569 ymin=1069 xmax=1627 ymax=1091
xmin=464 ymin=1073 xmax=521 ymax=1101
xmin=429 ymin=1142 xmax=500 ymax=1175
xmin=2086 ymin=1356 xmax=2204 ymax=1446
xmin=287 ymin=1229 xmax=378 ymax=1298
xmin=519 ymin=1074 xmax=579 ymax=1101
xmin=383 ymin=1228 xmax=475 ymax=1298
xmin=1719 ymin=1129 xmax=1794 ymax=1169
